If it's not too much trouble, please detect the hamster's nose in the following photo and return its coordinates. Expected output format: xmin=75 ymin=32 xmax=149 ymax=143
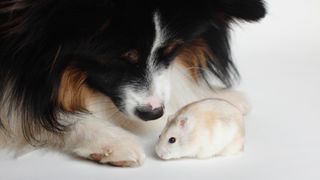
xmin=134 ymin=104 xmax=164 ymax=121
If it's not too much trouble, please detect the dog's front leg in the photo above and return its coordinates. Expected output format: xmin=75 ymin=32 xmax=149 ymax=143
xmin=60 ymin=114 xmax=145 ymax=167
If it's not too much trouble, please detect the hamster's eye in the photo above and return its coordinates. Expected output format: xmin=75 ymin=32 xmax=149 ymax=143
xmin=168 ymin=137 xmax=176 ymax=144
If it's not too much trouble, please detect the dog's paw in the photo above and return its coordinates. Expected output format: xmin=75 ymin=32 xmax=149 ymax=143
xmin=74 ymin=138 xmax=145 ymax=167
xmin=63 ymin=116 xmax=146 ymax=167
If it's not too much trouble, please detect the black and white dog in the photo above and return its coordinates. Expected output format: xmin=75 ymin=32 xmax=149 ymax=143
xmin=0 ymin=0 xmax=266 ymax=167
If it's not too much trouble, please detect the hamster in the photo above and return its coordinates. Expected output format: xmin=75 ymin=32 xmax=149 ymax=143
xmin=155 ymin=98 xmax=246 ymax=160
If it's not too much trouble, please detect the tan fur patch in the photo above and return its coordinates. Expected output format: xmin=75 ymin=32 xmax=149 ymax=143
xmin=176 ymin=39 xmax=215 ymax=81
xmin=200 ymin=111 xmax=218 ymax=141
xmin=58 ymin=67 xmax=95 ymax=112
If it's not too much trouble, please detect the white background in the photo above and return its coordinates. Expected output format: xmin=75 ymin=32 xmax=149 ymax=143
xmin=1 ymin=0 xmax=320 ymax=179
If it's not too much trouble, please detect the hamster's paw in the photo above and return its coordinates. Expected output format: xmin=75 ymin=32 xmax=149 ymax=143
xmin=74 ymin=139 xmax=145 ymax=167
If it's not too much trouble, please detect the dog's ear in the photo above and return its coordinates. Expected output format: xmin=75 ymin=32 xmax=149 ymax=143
xmin=216 ymin=0 xmax=267 ymax=22
xmin=173 ymin=0 xmax=266 ymax=87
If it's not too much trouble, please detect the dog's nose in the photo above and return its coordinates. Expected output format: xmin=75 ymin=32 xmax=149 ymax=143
xmin=134 ymin=104 xmax=164 ymax=121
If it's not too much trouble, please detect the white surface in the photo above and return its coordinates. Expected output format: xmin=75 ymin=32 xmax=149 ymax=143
xmin=1 ymin=0 xmax=320 ymax=179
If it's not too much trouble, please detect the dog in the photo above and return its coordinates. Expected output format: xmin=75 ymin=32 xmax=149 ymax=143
xmin=0 ymin=0 xmax=266 ymax=167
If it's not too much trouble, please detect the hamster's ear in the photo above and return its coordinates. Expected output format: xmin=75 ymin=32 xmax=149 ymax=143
xmin=179 ymin=119 xmax=187 ymax=128
xmin=215 ymin=0 xmax=267 ymax=22
xmin=178 ymin=117 xmax=194 ymax=131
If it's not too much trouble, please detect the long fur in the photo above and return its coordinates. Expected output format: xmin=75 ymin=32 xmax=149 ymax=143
xmin=0 ymin=0 xmax=266 ymax=164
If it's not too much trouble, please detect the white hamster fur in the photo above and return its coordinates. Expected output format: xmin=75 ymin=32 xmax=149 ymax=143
xmin=155 ymin=98 xmax=247 ymax=160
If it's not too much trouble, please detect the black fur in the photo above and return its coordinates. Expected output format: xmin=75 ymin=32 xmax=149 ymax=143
xmin=0 ymin=0 xmax=266 ymax=142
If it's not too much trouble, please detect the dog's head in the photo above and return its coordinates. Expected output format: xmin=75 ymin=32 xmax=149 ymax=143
xmin=1 ymin=0 xmax=266 ymax=126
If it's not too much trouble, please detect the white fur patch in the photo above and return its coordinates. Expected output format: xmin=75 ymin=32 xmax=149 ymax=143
xmin=149 ymin=11 xmax=169 ymax=63
xmin=122 ymin=11 xmax=172 ymax=120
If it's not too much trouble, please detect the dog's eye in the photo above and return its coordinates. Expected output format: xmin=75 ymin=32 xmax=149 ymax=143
xmin=163 ymin=39 xmax=184 ymax=55
xmin=121 ymin=49 xmax=139 ymax=63
xmin=168 ymin=137 xmax=176 ymax=144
